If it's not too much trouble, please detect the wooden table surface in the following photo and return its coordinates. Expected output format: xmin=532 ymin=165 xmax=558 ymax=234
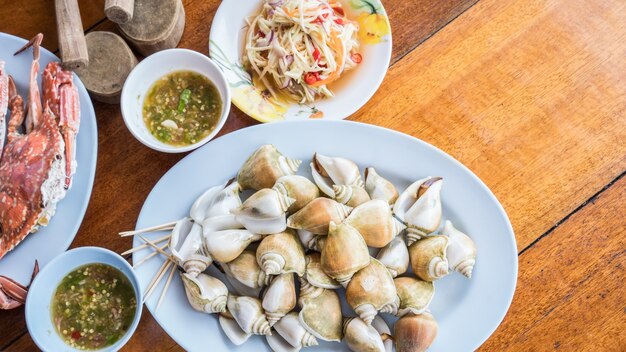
xmin=1 ymin=0 xmax=625 ymax=350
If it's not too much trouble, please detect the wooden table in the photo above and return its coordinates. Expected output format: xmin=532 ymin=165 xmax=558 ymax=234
xmin=1 ymin=0 xmax=624 ymax=350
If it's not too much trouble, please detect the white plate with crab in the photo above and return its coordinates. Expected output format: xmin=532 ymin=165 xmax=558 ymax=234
xmin=0 ymin=33 xmax=97 ymax=295
xmin=131 ymin=120 xmax=517 ymax=351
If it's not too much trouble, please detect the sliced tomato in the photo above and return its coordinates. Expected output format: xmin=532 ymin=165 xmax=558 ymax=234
xmin=351 ymin=53 xmax=363 ymax=64
xmin=312 ymin=47 xmax=321 ymax=61
xmin=304 ymin=72 xmax=319 ymax=85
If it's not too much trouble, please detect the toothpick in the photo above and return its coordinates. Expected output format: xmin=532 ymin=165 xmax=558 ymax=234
xmin=138 ymin=235 xmax=176 ymax=260
xmin=122 ymin=234 xmax=171 ymax=256
xmin=133 ymin=243 xmax=169 ymax=268
xmin=144 ymin=260 xmax=173 ymax=302
xmin=119 ymin=220 xmax=180 ymax=237
xmin=156 ymin=265 xmax=177 ymax=311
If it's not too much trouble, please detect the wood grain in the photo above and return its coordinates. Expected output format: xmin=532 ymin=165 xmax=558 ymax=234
xmin=0 ymin=0 xmax=105 ymax=53
xmin=480 ymin=175 xmax=626 ymax=351
xmin=350 ymin=0 xmax=626 ymax=250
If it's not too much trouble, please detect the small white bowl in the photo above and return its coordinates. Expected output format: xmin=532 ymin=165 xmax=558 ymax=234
xmin=25 ymin=247 xmax=143 ymax=352
xmin=121 ymin=49 xmax=231 ymax=153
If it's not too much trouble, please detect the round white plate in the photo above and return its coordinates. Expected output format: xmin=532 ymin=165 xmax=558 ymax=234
xmin=0 ymin=33 xmax=97 ymax=284
xmin=209 ymin=0 xmax=392 ymax=122
xmin=133 ymin=120 xmax=517 ymax=352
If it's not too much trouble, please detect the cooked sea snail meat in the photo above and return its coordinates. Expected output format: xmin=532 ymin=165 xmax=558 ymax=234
xmin=120 ymin=145 xmax=479 ymax=351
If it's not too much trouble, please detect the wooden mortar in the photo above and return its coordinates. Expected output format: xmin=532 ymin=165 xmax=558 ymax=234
xmin=75 ymin=31 xmax=138 ymax=104
xmin=118 ymin=0 xmax=185 ymax=56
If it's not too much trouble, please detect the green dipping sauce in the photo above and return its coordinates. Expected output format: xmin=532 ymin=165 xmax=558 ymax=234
xmin=51 ymin=263 xmax=137 ymax=350
xmin=143 ymin=70 xmax=222 ymax=146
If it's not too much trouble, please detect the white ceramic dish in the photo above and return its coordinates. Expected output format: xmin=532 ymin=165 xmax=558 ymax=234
xmin=121 ymin=49 xmax=231 ymax=153
xmin=132 ymin=120 xmax=518 ymax=351
xmin=209 ymin=0 xmax=392 ymax=122
xmin=0 ymin=33 xmax=97 ymax=284
xmin=25 ymin=247 xmax=143 ymax=352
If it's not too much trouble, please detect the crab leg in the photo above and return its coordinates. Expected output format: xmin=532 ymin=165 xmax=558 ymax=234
xmin=13 ymin=33 xmax=43 ymax=133
xmin=0 ymin=261 xmax=39 ymax=310
xmin=0 ymin=61 xmax=7 ymax=156
xmin=6 ymin=77 xmax=25 ymax=143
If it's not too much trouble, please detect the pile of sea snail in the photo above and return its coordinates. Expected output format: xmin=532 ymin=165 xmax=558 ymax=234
xmin=127 ymin=144 xmax=478 ymax=352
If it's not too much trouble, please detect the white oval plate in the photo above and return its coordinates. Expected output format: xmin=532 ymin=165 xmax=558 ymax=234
xmin=0 ymin=33 xmax=97 ymax=284
xmin=209 ymin=0 xmax=392 ymax=122
xmin=133 ymin=120 xmax=517 ymax=352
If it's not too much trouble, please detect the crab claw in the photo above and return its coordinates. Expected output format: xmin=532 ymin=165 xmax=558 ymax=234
xmin=14 ymin=33 xmax=43 ymax=133
xmin=0 ymin=260 xmax=38 ymax=310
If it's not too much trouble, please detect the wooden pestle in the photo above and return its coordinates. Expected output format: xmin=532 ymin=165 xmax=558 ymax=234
xmin=55 ymin=0 xmax=89 ymax=70
xmin=105 ymin=0 xmax=135 ymax=24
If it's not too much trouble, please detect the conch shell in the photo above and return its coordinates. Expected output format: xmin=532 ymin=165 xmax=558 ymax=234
xmin=274 ymin=312 xmax=319 ymax=349
xmin=393 ymin=177 xmax=443 ymax=245
xmin=181 ymin=272 xmax=228 ymax=313
xmin=237 ymin=144 xmax=302 ymax=191
xmin=304 ymin=253 xmax=341 ymax=289
xmin=320 ymin=221 xmax=370 ymax=286
xmin=219 ymin=311 xmax=251 ymax=345
xmin=381 ymin=277 xmax=435 ymax=317
xmin=297 ymin=278 xmax=343 ymax=342
xmin=231 ymin=188 xmax=294 ymax=235
xmin=226 ymin=295 xmax=272 ymax=335
xmin=222 ymin=249 xmax=271 ymax=297
xmin=169 ymin=218 xmax=211 ymax=277
xmin=394 ymin=312 xmax=438 ymax=352
xmin=296 ymin=229 xmax=324 ymax=252
xmin=364 ymin=167 xmax=398 ymax=205
xmin=190 ymin=181 xmax=242 ymax=222
xmin=442 ymin=220 xmax=477 ymax=278
xmin=371 ymin=316 xmax=393 ymax=352
xmin=376 ymin=235 xmax=409 ymax=278
xmin=256 ymin=229 xmax=306 ymax=276
xmin=343 ymin=317 xmax=387 ymax=352
xmin=201 ymin=214 xmax=242 ymax=233
xmin=266 ymin=334 xmax=300 ymax=352
xmin=333 ymin=184 xmax=370 ymax=207
xmin=311 ymin=153 xmax=363 ymax=197
xmin=344 ymin=199 xmax=406 ymax=248
xmin=286 ymin=197 xmax=352 ymax=235
xmin=345 ymin=258 xmax=396 ymax=325
xmin=262 ymin=273 xmax=297 ymax=326
xmin=203 ymin=229 xmax=261 ymax=263
xmin=408 ymin=235 xmax=450 ymax=282
xmin=273 ymin=175 xmax=320 ymax=213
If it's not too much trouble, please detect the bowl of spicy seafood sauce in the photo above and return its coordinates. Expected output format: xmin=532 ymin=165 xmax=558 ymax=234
xmin=25 ymin=247 xmax=143 ymax=352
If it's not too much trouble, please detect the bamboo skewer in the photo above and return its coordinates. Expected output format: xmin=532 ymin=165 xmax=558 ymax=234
xmin=121 ymin=234 xmax=171 ymax=256
xmin=144 ymin=260 xmax=173 ymax=302
xmin=156 ymin=265 xmax=177 ymax=311
xmin=119 ymin=220 xmax=180 ymax=237
xmin=133 ymin=243 xmax=168 ymax=268
xmin=139 ymin=235 xmax=176 ymax=260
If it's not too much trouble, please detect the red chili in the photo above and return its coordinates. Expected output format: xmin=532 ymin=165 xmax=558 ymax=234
xmin=304 ymin=72 xmax=320 ymax=85
xmin=351 ymin=53 xmax=363 ymax=64
xmin=334 ymin=17 xmax=344 ymax=25
xmin=332 ymin=5 xmax=345 ymax=16
xmin=312 ymin=47 xmax=321 ymax=61
xmin=71 ymin=331 xmax=81 ymax=340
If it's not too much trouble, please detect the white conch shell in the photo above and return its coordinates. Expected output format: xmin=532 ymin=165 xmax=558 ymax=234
xmin=393 ymin=177 xmax=443 ymax=246
xmin=181 ymin=273 xmax=228 ymax=313
xmin=311 ymin=153 xmax=363 ymax=197
xmin=333 ymin=184 xmax=371 ymax=207
xmin=237 ymin=144 xmax=302 ymax=191
xmin=345 ymin=199 xmax=406 ymax=248
xmin=262 ymin=273 xmax=297 ymax=326
xmin=364 ymin=167 xmax=399 ymax=205
xmin=287 ymin=197 xmax=352 ymax=235
xmin=222 ymin=249 xmax=271 ymax=296
xmin=219 ymin=312 xmax=252 ymax=345
xmin=273 ymin=175 xmax=320 ymax=213
xmin=321 ymin=221 xmax=370 ymax=287
xmin=190 ymin=182 xmax=242 ymax=223
xmin=304 ymin=253 xmax=341 ymax=289
xmin=394 ymin=312 xmax=438 ymax=352
xmin=396 ymin=277 xmax=435 ymax=317
xmin=346 ymin=258 xmax=397 ymax=325
xmin=274 ymin=312 xmax=319 ymax=348
xmin=408 ymin=235 xmax=450 ymax=282
xmin=376 ymin=235 xmax=409 ymax=278
xmin=442 ymin=220 xmax=477 ymax=278
xmin=169 ymin=219 xmax=211 ymax=277
xmin=343 ymin=317 xmax=386 ymax=352
xmin=201 ymin=214 xmax=243 ymax=233
xmin=266 ymin=333 xmax=301 ymax=352
xmin=297 ymin=278 xmax=343 ymax=342
xmin=371 ymin=316 xmax=393 ymax=352
xmin=231 ymin=188 xmax=295 ymax=235
xmin=226 ymin=295 xmax=272 ymax=335
xmin=296 ymin=229 xmax=324 ymax=252
xmin=256 ymin=230 xmax=306 ymax=276
xmin=203 ymin=229 xmax=262 ymax=263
